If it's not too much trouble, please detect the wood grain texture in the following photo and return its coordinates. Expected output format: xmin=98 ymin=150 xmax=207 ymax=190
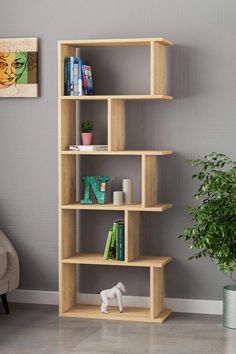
xmin=150 ymin=267 xmax=164 ymax=319
xmin=142 ymin=155 xmax=157 ymax=207
xmin=60 ymin=263 xmax=76 ymax=315
xmin=61 ymin=150 xmax=173 ymax=155
xmin=62 ymin=304 xmax=171 ymax=323
xmin=62 ymin=253 xmax=172 ymax=268
xmin=60 ymin=94 xmax=172 ymax=100
xmin=58 ymin=38 xmax=173 ymax=47
xmin=151 ymin=42 xmax=164 ymax=95
xmin=125 ymin=210 xmax=140 ymax=262
xmin=61 ymin=202 xmax=172 ymax=212
xmin=108 ymin=99 xmax=125 ymax=151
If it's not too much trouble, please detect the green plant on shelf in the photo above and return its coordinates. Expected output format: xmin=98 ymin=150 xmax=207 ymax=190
xmin=180 ymin=152 xmax=236 ymax=274
xmin=81 ymin=120 xmax=93 ymax=133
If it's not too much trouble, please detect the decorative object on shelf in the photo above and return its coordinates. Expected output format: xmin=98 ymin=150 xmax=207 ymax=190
xmin=113 ymin=191 xmax=123 ymax=206
xmin=100 ymin=282 xmax=126 ymax=313
xmin=0 ymin=37 xmax=38 ymax=97
xmin=81 ymin=120 xmax=93 ymax=145
xmin=122 ymin=178 xmax=132 ymax=204
xmin=80 ymin=175 xmax=109 ymax=204
xmin=69 ymin=144 xmax=108 ymax=151
xmin=180 ymin=152 xmax=236 ymax=328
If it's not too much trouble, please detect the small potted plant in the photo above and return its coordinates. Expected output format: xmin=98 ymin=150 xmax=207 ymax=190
xmin=81 ymin=120 xmax=93 ymax=145
xmin=180 ymin=152 xmax=236 ymax=328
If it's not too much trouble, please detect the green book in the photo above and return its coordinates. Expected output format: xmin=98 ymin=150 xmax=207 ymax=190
xmin=117 ymin=222 xmax=124 ymax=261
xmin=109 ymin=222 xmax=118 ymax=260
xmin=103 ymin=229 xmax=112 ymax=260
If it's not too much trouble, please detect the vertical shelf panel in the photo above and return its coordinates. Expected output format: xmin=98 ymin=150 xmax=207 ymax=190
xmin=150 ymin=267 xmax=164 ymax=319
xmin=60 ymin=100 xmax=76 ymax=150
xmin=125 ymin=210 xmax=140 ymax=262
xmin=61 ymin=155 xmax=76 ymax=205
xmin=108 ymin=99 xmax=125 ymax=151
xmin=142 ymin=155 xmax=157 ymax=207
xmin=61 ymin=209 xmax=76 ymax=259
xmin=150 ymin=41 xmax=164 ymax=95
xmin=60 ymin=263 xmax=77 ymax=314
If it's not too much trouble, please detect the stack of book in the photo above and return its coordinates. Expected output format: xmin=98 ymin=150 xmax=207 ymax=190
xmin=69 ymin=145 xmax=108 ymax=151
xmin=64 ymin=56 xmax=94 ymax=96
xmin=103 ymin=220 xmax=125 ymax=261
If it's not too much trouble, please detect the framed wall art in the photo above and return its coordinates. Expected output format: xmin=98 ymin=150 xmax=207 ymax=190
xmin=0 ymin=37 xmax=38 ymax=97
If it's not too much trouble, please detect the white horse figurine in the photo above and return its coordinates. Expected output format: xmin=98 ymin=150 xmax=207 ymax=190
xmin=100 ymin=282 xmax=126 ymax=313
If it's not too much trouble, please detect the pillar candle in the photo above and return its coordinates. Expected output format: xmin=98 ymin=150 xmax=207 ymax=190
xmin=122 ymin=178 xmax=132 ymax=204
xmin=113 ymin=191 xmax=123 ymax=205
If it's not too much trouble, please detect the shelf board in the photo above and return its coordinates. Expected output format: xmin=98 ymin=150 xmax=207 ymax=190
xmin=61 ymin=304 xmax=172 ymax=323
xmin=62 ymin=253 xmax=172 ymax=268
xmin=61 ymin=150 xmax=173 ymax=156
xmin=58 ymin=37 xmax=173 ymax=47
xmin=60 ymin=95 xmax=173 ymax=100
xmin=61 ymin=203 xmax=172 ymax=212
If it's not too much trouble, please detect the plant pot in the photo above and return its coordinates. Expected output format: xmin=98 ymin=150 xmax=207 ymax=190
xmin=81 ymin=132 xmax=92 ymax=145
xmin=223 ymin=284 xmax=236 ymax=329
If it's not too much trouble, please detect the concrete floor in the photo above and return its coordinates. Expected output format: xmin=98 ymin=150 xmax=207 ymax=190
xmin=0 ymin=303 xmax=236 ymax=354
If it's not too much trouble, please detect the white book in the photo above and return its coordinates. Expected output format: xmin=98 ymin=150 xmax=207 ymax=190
xmin=69 ymin=145 xmax=108 ymax=151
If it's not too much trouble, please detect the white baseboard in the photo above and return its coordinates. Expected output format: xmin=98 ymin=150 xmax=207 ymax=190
xmin=7 ymin=289 xmax=223 ymax=315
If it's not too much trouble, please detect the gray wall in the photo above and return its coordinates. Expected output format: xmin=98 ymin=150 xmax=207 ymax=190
xmin=1 ymin=0 xmax=236 ymax=300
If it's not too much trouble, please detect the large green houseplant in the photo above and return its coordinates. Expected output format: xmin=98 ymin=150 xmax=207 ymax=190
xmin=180 ymin=152 xmax=236 ymax=328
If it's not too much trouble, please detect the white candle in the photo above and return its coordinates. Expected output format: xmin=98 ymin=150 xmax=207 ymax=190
xmin=122 ymin=179 xmax=132 ymax=204
xmin=113 ymin=191 xmax=123 ymax=205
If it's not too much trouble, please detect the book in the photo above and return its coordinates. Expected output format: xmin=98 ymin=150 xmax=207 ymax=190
xmin=64 ymin=56 xmax=75 ymax=95
xmin=109 ymin=222 xmax=118 ymax=260
xmin=117 ymin=222 xmax=125 ymax=261
xmin=103 ymin=229 xmax=112 ymax=260
xmin=64 ymin=58 xmax=70 ymax=96
xmin=69 ymin=145 xmax=108 ymax=151
xmin=73 ymin=59 xmax=79 ymax=96
xmin=77 ymin=58 xmax=88 ymax=95
xmin=82 ymin=65 xmax=94 ymax=95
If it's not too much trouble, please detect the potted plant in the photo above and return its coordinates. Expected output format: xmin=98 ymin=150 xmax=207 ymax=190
xmin=81 ymin=120 xmax=93 ymax=145
xmin=180 ymin=152 xmax=236 ymax=328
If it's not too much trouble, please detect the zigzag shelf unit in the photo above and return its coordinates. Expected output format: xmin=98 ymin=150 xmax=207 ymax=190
xmin=58 ymin=37 xmax=173 ymax=323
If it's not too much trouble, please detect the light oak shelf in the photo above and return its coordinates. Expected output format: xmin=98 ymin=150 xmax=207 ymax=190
xmin=61 ymin=203 xmax=172 ymax=212
xmin=62 ymin=305 xmax=172 ymax=323
xmin=61 ymin=150 xmax=173 ymax=156
xmin=58 ymin=37 xmax=173 ymax=47
xmin=60 ymin=95 xmax=173 ymax=100
xmin=58 ymin=37 xmax=173 ymax=323
xmin=62 ymin=253 xmax=172 ymax=267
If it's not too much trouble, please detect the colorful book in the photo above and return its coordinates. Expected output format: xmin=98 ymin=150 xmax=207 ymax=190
xmin=73 ymin=59 xmax=79 ymax=96
xmin=103 ymin=229 xmax=113 ymax=260
xmin=77 ymin=58 xmax=88 ymax=95
xmin=117 ymin=222 xmax=125 ymax=261
xmin=82 ymin=65 xmax=94 ymax=95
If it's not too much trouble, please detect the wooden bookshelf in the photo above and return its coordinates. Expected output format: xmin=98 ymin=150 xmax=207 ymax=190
xmin=58 ymin=37 xmax=173 ymax=323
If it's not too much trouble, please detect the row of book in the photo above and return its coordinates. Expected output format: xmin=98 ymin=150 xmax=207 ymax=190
xmin=64 ymin=56 xmax=94 ymax=96
xmin=103 ymin=220 xmax=124 ymax=261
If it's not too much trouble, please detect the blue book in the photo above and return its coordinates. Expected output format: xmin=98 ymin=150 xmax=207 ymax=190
xmin=64 ymin=57 xmax=75 ymax=96
xmin=69 ymin=56 xmax=74 ymax=95
xmin=64 ymin=58 xmax=70 ymax=95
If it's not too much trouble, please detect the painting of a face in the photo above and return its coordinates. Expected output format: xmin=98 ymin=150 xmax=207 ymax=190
xmin=0 ymin=52 xmax=27 ymax=87
xmin=0 ymin=38 xmax=38 ymax=97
